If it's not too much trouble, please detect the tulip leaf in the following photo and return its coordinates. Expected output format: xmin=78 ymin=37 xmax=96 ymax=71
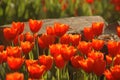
xmin=82 ymin=3 xmax=92 ymax=16
xmin=0 ymin=7 xmax=3 ymax=16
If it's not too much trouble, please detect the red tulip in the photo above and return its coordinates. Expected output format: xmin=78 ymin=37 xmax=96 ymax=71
xmin=61 ymin=45 xmax=77 ymax=61
xmin=83 ymin=27 xmax=95 ymax=41
xmin=86 ymin=0 xmax=94 ymax=4
xmin=77 ymin=41 xmax=92 ymax=56
xmin=92 ymin=39 xmax=104 ymax=51
xmin=117 ymin=26 xmax=120 ymax=37
xmin=20 ymin=41 xmax=34 ymax=54
xmin=7 ymin=57 xmax=24 ymax=70
xmin=111 ymin=65 xmax=120 ymax=80
xmin=25 ymin=32 xmax=34 ymax=43
xmin=71 ymin=55 xmax=83 ymax=69
xmin=29 ymin=19 xmax=43 ymax=33
xmin=113 ymin=54 xmax=120 ymax=66
xmin=60 ymin=34 xmax=70 ymax=44
xmin=46 ymin=26 xmax=55 ymax=35
xmin=25 ymin=59 xmax=38 ymax=68
xmin=93 ymin=58 xmax=106 ymax=76
xmin=54 ymin=54 xmax=66 ymax=69
xmin=79 ymin=58 xmax=94 ymax=73
xmin=107 ymin=40 xmax=118 ymax=57
xmin=106 ymin=55 xmax=112 ymax=66
xmin=38 ymin=55 xmax=53 ymax=70
xmin=104 ymin=70 xmax=115 ymax=80
xmin=38 ymin=34 xmax=55 ymax=49
xmin=7 ymin=46 xmax=22 ymax=58
xmin=12 ymin=22 xmax=24 ymax=34
xmin=27 ymin=64 xmax=46 ymax=79
xmin=54 ymin=23 xmax=69 ymax=37
xmin=13 ymin=34 xmax=24 ymax=45
xmin=3 ymin=27 xmax=18 ymax=41
xmin=91 ymin=22 xmax=104 ymax=36
xmin=69 ymin=34 xmax=81 ymax=46
xmin=0 ymin=51 xmax=7 ymax=64
xmin=6 ymin=72 xmax=24 ymax=80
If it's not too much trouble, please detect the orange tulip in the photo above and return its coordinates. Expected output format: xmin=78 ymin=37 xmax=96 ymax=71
xmin=0 ymin=51 xmax=7 ymax=64
xmin=7 ymin=57 xmax=24 ymax=70
xmin=92 ymin=39 xmax=104 ymax=51
xmin=104 ymin=70 xmax=115 ymax=80
xmin=79 ymin=58 xmax=94 ymax=73
xmin=38 ymin=34 xmax=55 ymax=49
xmin=91 ymin=22 xmax=104 ymax=36
xmin=3 ymin=27 xmax=18 ymax=41
xmin=61 ymin=45 xmax=77 ymax=61
xmin=25 ymin=59 xmax=38 ymax=68
xmin=93 ymin=58 xmax=106 ymax=76
xmin=71 ymin=55 xmax=83 ymax=69
xmin=107 ymin=40 xmax=118 ymax=57
xmin=12 ymin=22 xmax=24 ymax=34
xmin=7 ymin=46 xmax=22 ymax=58
xmin=20 ymin=41 xmax=34 ymax=54
xmin=86 ymin=0 xmax=94 ymax=4
xmin=69 ymin=34 xmax=81 ymax=46
xmin=29 ymin=19 xmax=43 ymax=33
xmin=13 ymin=34 xmax=24 ymax=45
xmin=54 ymin=54 xmax=66 ymax=69
xmin=46 ymin=26 xmax=55 ymax=35
xmin=83 ymin=27 xmax=95 ymax=41
xmin=117 ymin=26 xmax=120 ymax=37
xmin=38 ymin=55 xmax=53 ymax=70
xmin=106 ymin=55 xmax=112 ymax=66
xmin=60 ymin=34 xmax=70 ymax=44
xmin=25 ymin=32 xmax=34 ymax=43
xmin=111 ymin=65 xmax=120 ymax=80
xmin=54 ymin=23 xmax=69 ymax=37
xmin=6 ymin=72 xmax=24 ymax=80
xmin=77 ymin=41 xmax=92 ymax=56
xmin=27 ymin=64 xmax=46 ymax=79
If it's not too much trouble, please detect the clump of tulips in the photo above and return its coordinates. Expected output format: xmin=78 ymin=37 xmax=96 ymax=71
xmin=1 ymin=19 xmax=120 ymax=80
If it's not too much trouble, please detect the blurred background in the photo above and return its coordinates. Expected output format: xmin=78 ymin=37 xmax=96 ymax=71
xmin=0 ymin=0 xmax=120 ymax=26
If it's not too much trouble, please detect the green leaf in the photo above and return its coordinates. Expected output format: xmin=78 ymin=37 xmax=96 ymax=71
xmin=82 ymin=3 xmax=92 ymax=16
xmin=18 ymin=1 xmax=26 ymax=17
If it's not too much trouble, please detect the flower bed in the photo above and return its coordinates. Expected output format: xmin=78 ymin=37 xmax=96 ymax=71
xmin=0 ymin=19 xmax=120 ymax=80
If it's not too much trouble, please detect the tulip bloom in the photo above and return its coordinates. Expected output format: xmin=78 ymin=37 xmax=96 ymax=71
xmin=91 ymin=22 xmax=104 ymax=36
xmin=60 ymin=34 xmax=70 ymax=44
xmin=54 ymin=54 xmax=66 ymax=69
xmin=6 ymin=72 xmax=24 ymax=80
xmin=25 ymin=59 xmax=38 ymax=68
xmin=7 ymin=46 xmax=22 ymax=58
xmin=77 ymin=41 xmax=92 ymax=56
xmin=0 ymin=45 xmax=4 ymax=52
xmin=38 ymin=34 xmax=55 ymax=49
xmin=7 ymin=57 xmax=24 ymax=70
xmin=12 ymin=22 xmax=24 ymax=34
xmin=93 ymin=58 xmax=106 ymax=76
xmin=27 ymin=64 xmax=46 ymax=79
xmin=61 ymin=45 xmax=77 ymax=61
xmin=53 ymin=23 xmax=69 ymax=37
xmin=29 ymin=19 xmax=43 ymax=33
xmin=79 ymin=58 xmax=94 ymax=73
xmin=0 ymin=51 xmax=7 ymax=64
xmin=117 ymin=26 xmax=120 ymax=37
xmin=20 ymin=41 xmax=34 ymax=54
xmin=92 ymin=39 xmax=104 ymax=51
xmin=13 ymin=34 xmax=24 ymax=45
xmin=38 ymin=55 xmax=53 ymax=70
xmin=69 ymin=34 xmax=81 ymax=46
xmin=86 ymin=0 xmax=94 ymax=4
xmin=3 ymin=27 xmax=18 ymax=41
xmin=25 ymin=32 xmax=34 ymax=43
xmin=107 ymin=40 xmax=118 ymax=57
xmin=83 ymin=27 xmax=95 ymax=41
xmin=46 ymin=26 xmax=55 ymax=35
xmin=71 ymin=55 xmax=83 ymax=69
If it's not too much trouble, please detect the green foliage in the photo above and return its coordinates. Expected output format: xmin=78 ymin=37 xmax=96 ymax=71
xmin=0 ymin=0 xmax=119 ymax=25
